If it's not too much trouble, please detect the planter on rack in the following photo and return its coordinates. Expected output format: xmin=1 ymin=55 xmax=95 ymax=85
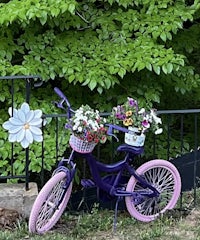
xmin=124 ymin=127 xmax=145 ymax=147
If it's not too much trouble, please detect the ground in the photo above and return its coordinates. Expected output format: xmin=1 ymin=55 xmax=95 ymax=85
xmin=50 ymin=207 xmax=200 ymax=240
xmin=1 ymin=206 xmax=200 ymax=239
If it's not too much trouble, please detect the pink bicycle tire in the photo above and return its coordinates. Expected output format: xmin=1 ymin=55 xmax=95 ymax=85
xmin=29 ymin=171 xmax=72 ymax=234
xmin=125 ymin=159 xmax=181 ymax=222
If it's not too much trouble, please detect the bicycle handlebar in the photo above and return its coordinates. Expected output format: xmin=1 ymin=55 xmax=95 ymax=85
xmin=54 ymin=87 xmax=71 ymax=108
xmin=53 ymin=87 xmax=74 ymax=119
xmin=106 ymin=124 xmax=129 ymax=142
xmin=54 ymin=87 xmax=130 ymax=141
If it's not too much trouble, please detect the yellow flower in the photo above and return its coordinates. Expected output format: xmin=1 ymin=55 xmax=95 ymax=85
xmin=126 ymin=111 xmax=132 ymax=117
xmin=128 ymin=118 xmax=133 ymax=125
xmin=123 ymin=118 xmax=133 ymax=126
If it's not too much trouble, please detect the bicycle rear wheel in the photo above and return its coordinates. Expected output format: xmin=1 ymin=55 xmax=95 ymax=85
xmin=125 ymin=159 xmax=181 ymax=222
xmin=29 ymin=171 xmax=72 ymax=234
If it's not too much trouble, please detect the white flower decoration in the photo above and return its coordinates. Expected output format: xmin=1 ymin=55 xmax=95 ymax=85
xmin=2 ymin=102 xmax=43 ymax=148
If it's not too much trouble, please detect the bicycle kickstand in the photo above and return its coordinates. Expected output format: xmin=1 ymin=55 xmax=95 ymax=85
xmin=113 ymin=196 xmax=123 ymax=233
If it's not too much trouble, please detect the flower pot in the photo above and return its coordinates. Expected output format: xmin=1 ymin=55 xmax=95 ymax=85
xmin=69 ymin=135 xmax=97 ymax=153
xmin=124 ymin=127 xmax=145 ymax=147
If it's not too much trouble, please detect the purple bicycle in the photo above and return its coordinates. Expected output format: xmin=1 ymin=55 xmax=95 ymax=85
xmin=29 ymin=88 xmax=181 ymax=234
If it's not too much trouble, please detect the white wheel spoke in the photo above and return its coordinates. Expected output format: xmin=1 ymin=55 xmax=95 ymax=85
xmin=36 ymin=178 xmax=66 ymax=231
xmin=134 ymin=166 xmax=177 ymax=216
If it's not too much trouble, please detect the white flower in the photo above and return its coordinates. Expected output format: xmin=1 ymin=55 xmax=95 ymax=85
xmin=85 ymin=111 xmax=91 ymax=115
xmin=155 ymin=128 xmax=163 ymax=135
xmin=2 ymin=102 xmax=44 ymax=148
xmin=73 ymin=125 xmax=78 ymax=131
xmin=88 ymin=119 xmax=93 ymax=125
xmin=138 ymin=108 xmax=145 ymax=114
xmin=77 ymin=126 xmax=83 ymax=132
xmin=150 ymin=110 xmax=162 ymax=124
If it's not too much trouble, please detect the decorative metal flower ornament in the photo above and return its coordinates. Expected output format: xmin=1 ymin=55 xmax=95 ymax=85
xmin=3 ymin=102 xmax=43 ymax=148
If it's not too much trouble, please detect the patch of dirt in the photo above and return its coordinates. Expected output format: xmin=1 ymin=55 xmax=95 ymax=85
xmin=167 ymin=208 xmax=200 ymax=240
xmin=0 ymin=208 xmax=21 ymax=230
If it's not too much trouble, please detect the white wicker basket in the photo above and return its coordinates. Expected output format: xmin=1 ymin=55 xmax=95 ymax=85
xmin=69 ymin=135 xmax=97 ymax=153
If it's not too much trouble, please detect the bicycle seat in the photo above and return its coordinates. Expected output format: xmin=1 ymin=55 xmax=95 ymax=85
xmin=117 ymin=144 xmax=144 ymax=155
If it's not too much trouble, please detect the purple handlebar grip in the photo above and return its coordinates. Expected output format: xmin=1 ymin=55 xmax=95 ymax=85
xmin=54 ymin=87 xmax=71 ymax=108
xmin=54 ymin=87 xmax=66 ymax=99
xmin=113 ymin=125 xmax=129 ymax=133
xmin=106 ymin=124 xmax=129 ymax=135
xmin=106 ymin=124 xmax=129 ymax=141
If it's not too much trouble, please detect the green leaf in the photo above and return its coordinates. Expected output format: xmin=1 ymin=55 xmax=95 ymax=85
xmin=109 ymin=66 xmax=115 ymax=74
xmin=162 ymin=64 xmax=168 ymax=74
xmin=97 ymin=87 xmax=103 ymax=94
xmin=167 ymin=63 xmax=173 ymax=73
xmin=82 ymin=78 xmax=90 ymax=86
xmin=67 ymin=68 xmax=74 ymax=74
xmin=180 ymin=88 xmax=186 ymax=94
xmin=179 ymin=59 xmax=185 ymax=67
xmin=152 ymin=94 xmax=160 ymax=103
xmin=50 ymin=72 xmax=55 ymax=79
xmin=0 ymin=95 xmax=5 ymax=102
xmin=137 ymin=62 xmax=145 ymax=71
xmin=88 ymin=79 xmax=97 ymax=90
xmin=104 ymin=79 xmax=111 ymax=89
xmin=166 ymin=32 xmax=172 ymax=40
xmin=118 ymin=68 xmax=126 ymax=78
xmin=145 ymin=62 xmax=152 ymax=71
xmin=153 ymin=65 xmax=161 ymax=75
xmin=40 ymin=12 xmax=47 ymax=25
xmin=68 ymin=4 xmax=76 ymax=14
xmin=51 ymin=8 xmax=60 ymax=17
xmin=160 ymin=32 xmax=166 ymax=42
xmin=69 ymin=74 xmax=75 ymax=82
xmin=152 ymin=31 xmax=160 ymax=39
xmin=62 ymin=66 xmax=68 ymax=74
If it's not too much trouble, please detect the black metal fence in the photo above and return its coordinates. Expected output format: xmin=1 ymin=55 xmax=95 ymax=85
xmin=0 ymin=76 xmax=200 ymax=210
xmin=0 ymin=75 xmax=41 ymax=190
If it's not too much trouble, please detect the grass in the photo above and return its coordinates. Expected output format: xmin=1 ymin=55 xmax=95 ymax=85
xmin=1 ymin=203 xmax=200 ymax=240
xmin=1 ymin=190 xmax=200 ymax=240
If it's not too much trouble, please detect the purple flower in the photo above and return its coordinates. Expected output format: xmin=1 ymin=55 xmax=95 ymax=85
xmin=65 ymin=123 xmax=72 ymax=129
xmin=142 ymin=120 xmax=150 ymax=128
xmin=128 ymin=97 xmax=138 ymax=112
xmin=116 ymin=105 xmax=124 ymax=112
xmin=115 ymin=113 xmax=126 ymax=120
xmin=128 ymin=97 xmax=136 ymax=106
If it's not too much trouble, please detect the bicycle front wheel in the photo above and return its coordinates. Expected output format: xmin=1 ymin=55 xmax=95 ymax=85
xmin=125 ymin=159 xmax=181 ymax=222
xmin=29 ymin=171 xmax=73 ymax=234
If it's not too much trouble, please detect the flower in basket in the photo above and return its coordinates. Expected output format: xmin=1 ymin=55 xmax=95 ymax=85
xmin=66 ymin=104 xmax=107 ymax=144
xmin=111 ymin=97 xmax=163 ymax=135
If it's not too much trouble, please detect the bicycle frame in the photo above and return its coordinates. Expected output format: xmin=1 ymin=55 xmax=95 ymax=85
xmin=56 ymin=145 xmax=160 ymax=207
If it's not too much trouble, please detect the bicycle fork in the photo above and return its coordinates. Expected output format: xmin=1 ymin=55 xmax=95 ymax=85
xmin=52 ymin=157 xmax=76 ymax=209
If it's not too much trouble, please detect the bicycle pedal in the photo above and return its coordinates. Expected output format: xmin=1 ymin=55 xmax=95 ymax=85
xmin=81 ymin=179 xmax=95 ymax=188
